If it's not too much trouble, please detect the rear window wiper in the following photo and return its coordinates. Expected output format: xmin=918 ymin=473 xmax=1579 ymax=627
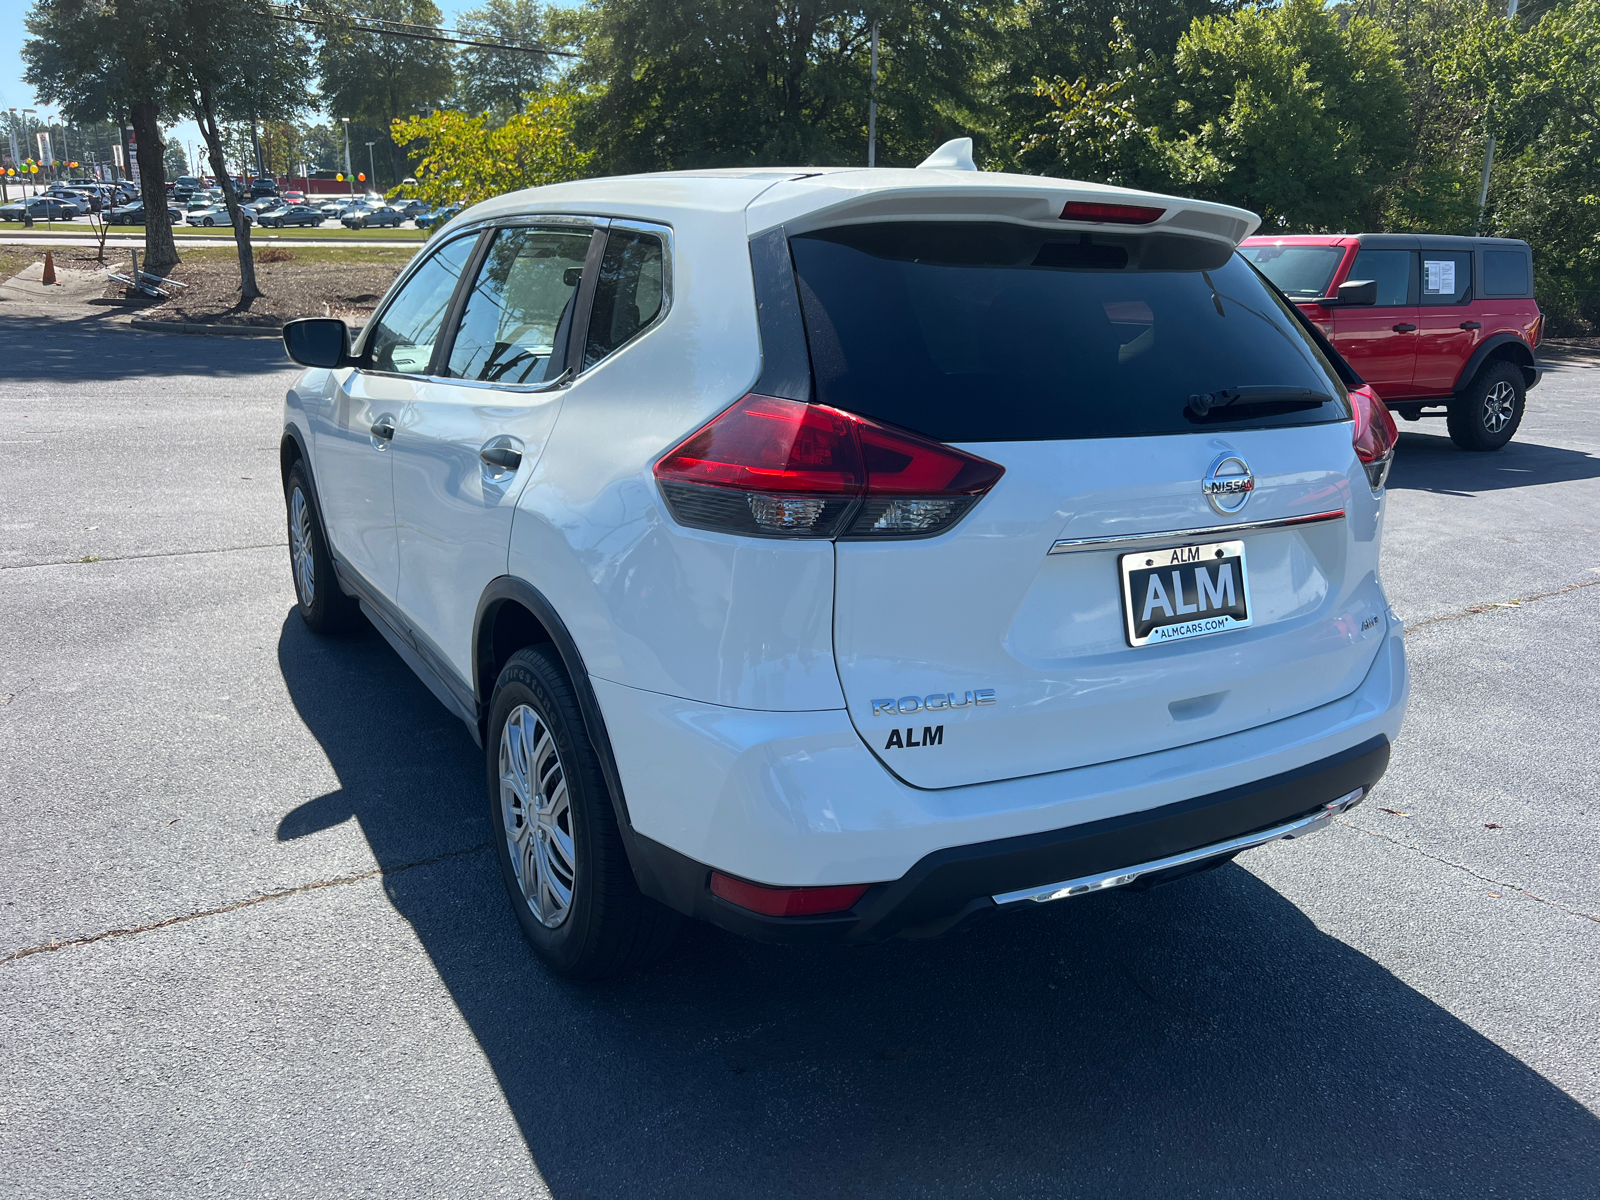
xmin=1187 ymin=386 xmax=1334 ymax=420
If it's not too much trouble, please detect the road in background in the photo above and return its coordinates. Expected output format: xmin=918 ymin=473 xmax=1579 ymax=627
xmin=1 ymin=318 xmax=1597 ymax=1197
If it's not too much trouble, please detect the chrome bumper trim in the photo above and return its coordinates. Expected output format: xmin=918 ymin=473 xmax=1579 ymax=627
xmin=992 ymin=787 xmax=1366 ymax=906
xmin=1047 ymin=509 xmax=1346 ymax=555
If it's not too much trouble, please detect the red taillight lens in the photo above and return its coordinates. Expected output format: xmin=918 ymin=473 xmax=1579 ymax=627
xmin=654 ymin=394 xmax=1005 ymax=539
xmin=1060 ymin=200 xmax=1164 ymax=225
xmin=1349 ymin=384 xmax=1397 ymax=491
xmin=710 ymin=871 xmax=871 ymax=917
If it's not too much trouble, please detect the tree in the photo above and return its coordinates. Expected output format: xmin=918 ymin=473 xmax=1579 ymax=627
xmin=454 ymin=0 xmax=562 ymax=120
xmin=391 ymin=91 xmax=591 ymax=210
xmin=172 ymin=0 xmax=310 ymax=301
xmin=316 ymin=0 xmax=456 ymax=183
xmin=163 ymin=137 xmax=190 ymax=177
xmin=1024 ymin=0 xmax=1410 ymax=231
xmin=566 ymin=0 xmax=981 ymax=173
xmin=23 ymin=0 xmax=184 ymax=272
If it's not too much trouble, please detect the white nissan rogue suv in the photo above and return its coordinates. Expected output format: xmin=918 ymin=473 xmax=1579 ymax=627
xmin=279 ymin=142 xmax=1408 ymax=978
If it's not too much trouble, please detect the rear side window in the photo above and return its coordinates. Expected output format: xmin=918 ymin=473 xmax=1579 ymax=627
xmin=366 ymin=235 xmax=476 ymax=375
xmin=446 ymin=226 xmax=594 ymax=385
xmin=1420 ymin=251 xmax=1471 ymax=305
xmin=1348 ymin=250 xmax=1412 ymax=306
xmin=788 ymin=222 xmax=1347 ymax=443
xmin=1483 ymin=250 xmax=1529 ymax=296
xmin=1239 ymin=244 xmax=1344 ymax=299
xmin=583 ymin=228 xmax=665 ymax=370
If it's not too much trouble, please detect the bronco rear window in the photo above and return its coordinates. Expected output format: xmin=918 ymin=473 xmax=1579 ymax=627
xmin=789 ymin=223 xmax=1348 ymax=443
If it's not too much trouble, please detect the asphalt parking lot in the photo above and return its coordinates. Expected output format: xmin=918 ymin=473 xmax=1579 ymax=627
xmin=2 ymin=314 xmax=1598 ymax=1198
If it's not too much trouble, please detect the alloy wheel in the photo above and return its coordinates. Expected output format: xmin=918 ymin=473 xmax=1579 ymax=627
xmin=289 ymin=486 xmax=316 ymax=606
xmin=498 ymin=703 xmax=576 ymax=928
xmin=1483 ymin=380 xmax=1517 ymax=434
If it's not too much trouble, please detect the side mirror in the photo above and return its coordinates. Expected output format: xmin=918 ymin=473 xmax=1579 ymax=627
xmin=1317 ymin=279 xmax=1377 ymax=307
xmin=283 ymin=317 xmax=354 ymax=369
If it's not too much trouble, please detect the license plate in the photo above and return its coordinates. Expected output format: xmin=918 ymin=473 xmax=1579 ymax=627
xmin=1120 ymin=539 xmax=1251 ymax=647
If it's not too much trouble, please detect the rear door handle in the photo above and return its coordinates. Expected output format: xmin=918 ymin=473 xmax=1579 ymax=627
xmin=1460 ymin=321 xmax=1482 ymax=330
xmin=480 ymin=436 xmax=524 ymax=478
xmin=1392 ymin=323 xmax=1417 ymax=332
xmin=369 ymin=413 xmax=396 ymax=449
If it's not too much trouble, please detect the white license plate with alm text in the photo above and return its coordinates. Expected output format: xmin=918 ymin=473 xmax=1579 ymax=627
xmin=1120 ymin=539 xmax=1252 ymax=648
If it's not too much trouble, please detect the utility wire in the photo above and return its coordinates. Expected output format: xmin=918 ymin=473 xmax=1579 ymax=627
xmin=270 ymin=5 xmax=577 ymax=57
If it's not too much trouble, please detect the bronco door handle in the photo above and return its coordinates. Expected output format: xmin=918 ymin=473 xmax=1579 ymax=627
xmin=479 ymin=436 xmax=524 ymax=477
xmin=1392 ymin=323 xmax=1417 ymax=332
xmin=1460 ymin=321 xmax=1482 ymax=330
xmin=369 ymin=414 xmax=396 ymax=448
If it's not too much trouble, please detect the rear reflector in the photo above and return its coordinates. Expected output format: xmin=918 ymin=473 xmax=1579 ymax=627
xmin=1349 ymin=384 xmax=1398 ymax=491
xmin=710 ymin=872 xmax=871 ymax=917
xmin=1061 ymin=201 xmax=1164 ymax=225
xmin=654 ymin=394 xmax=1004 ymax=539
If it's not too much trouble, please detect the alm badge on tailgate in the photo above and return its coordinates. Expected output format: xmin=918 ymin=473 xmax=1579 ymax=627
xmin=1120 ymin=539 xmax=1252 ymax=648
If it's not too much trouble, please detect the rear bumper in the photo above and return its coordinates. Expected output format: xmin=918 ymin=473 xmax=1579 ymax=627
xmin=634 ymin=735 xmax=1389 ymax=944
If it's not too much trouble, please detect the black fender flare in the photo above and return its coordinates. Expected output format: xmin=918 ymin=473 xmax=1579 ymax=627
xmin=472 ymin=576 xmax=667 ymax=902
xmin=1455 ymin=333 xmax=1537 ymax=394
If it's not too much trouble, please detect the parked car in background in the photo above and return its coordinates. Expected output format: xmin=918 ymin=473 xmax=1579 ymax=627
xmin=413 ymin=204 xmax=459 ymax=230
xmin=318 ymin=198 xmax=355 ymax=218
xmin=251 ymin=178 xmax=278 ymax=197
xmin=106 ymin=200 xmax=186 ymax=225
xmin=187 ymin=204 xmax=252 ymax=228
xmin=0 ymin=197 xmax=82 ymax=220
xmin=396 ymin=199 xmax=430 ymax=219
xmin=173 ymin=175 xmax=203 ymax=200
xmin=278 ymin=151 xmax=1406 ymax=978
xmin=282 ymin=189 xmax=306 ymax=204
xmin=344 ymin=204 xmax=406 ymax=229
xmin=45 ymin=187 xmax=99 ymax=213
xmin=260 ymin=205 xmax=325 ymax=229
xmin=1242 ymin=233 xmax=1542 ymax=451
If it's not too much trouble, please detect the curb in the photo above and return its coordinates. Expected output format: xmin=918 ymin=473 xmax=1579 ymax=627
xmin=130 ymin=319 xmax=282 ymax=338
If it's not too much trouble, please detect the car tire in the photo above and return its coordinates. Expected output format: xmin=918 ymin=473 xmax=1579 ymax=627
xmin=1448 ymin=360 xmax=1525 ymax=451
xmin=202 ymin=216 xmax=214 ymax=227
xmin=486 ymin=646 xmax=681 ymax=980
xmin=285 ymin=461 xmax=361 ymax=634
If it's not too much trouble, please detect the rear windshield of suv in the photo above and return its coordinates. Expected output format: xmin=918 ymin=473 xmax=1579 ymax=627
xmin=789 ymin=223 xmax=1348 ymax=443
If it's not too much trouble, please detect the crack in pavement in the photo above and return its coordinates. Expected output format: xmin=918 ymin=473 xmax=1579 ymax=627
xmin=1339 ymin=819 xmax=1600 ymax=925
xmin=1403 ymin=573 xmax=1600 ymax=635
xmin=1 ymin=542 xmax=286 ymax=571
xmin=0 ymin=843 xmax=492 ymax=966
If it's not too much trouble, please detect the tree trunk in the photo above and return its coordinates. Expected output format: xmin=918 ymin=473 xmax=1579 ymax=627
xmin=129 ymin=100 xmax=179 ymax=275
xmin=196 ymin=87 xmax=261 ymax=303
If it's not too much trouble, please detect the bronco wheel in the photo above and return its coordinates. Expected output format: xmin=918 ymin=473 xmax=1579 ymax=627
xmin=487 ymin=646 xmax=679 ymax=979
xmin=1448 ymin=360 xmax=1525 ymax=451
xmin=284 ymin=460 xmax=361 ymax=633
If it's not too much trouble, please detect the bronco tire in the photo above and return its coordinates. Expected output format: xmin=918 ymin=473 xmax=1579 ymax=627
xmin=1448 ymin=360 xmax=1525 ymax=451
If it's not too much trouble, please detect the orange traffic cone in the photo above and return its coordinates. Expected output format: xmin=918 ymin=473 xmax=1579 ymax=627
xmin=41 ymin=251 xmax=56 ymax=286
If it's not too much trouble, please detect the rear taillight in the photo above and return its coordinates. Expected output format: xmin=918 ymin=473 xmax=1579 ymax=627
xmin=654 ymin=394 xmax=1005 ymax=539
xmin=710 ymin=871 xmax=870 ymax=917
xmin=1060 ymin=201 xmax=1164 ymax=225
xmin=1350 ymin=384 xmax=1398 ymax=492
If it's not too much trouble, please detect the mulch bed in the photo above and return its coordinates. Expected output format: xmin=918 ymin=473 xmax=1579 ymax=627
xmin=100 ymin=247 xmax=409 ymax=328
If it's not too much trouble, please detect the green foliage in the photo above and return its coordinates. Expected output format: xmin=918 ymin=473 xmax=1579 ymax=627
xmin=565 ymin=0 xmax=981 ymax=173
xmin=1025 ymin=0 xmax=1409 ymax=231
xmin=454 ymin=0 xmax=565 ymax=121
xmin=391 ymin=91 xmax=592 ymax=210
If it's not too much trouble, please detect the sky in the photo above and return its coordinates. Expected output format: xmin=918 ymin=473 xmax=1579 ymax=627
xmin=1 ymin=2 xmax=475 ymax=174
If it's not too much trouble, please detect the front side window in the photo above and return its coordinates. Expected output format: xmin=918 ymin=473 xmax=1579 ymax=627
xmin=789 ymin=222 xmax=1346 ymax=443
xmin=583 ymin=228 xmax=665 ymax=370
xmin=366 ymin=235 xmax=476 ymax=374
xmin=1420 ymin=251 xmax=1472 ymax=305
xmin=1348 ymin=250 xmax=1413 ymax=307
xmin=1239 ymin=243 xmax=1344 ymax=299
xmin=446 ymin=226 xmax=594 ymax=385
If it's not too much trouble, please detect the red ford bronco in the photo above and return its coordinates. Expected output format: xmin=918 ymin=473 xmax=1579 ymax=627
xmin=1242 ymin=234 xmax=1542 ymax=451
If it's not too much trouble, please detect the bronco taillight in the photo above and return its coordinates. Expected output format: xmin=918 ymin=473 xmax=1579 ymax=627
xmin=654 ymin=394 xmax=1005 ymax=539
xmin=1350 ymin=384 xmax=1398 ymax=492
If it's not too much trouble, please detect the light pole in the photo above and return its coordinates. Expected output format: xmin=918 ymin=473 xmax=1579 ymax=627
xmin=365 ymin=141 xmax=376 ymax=192
xmin=23 ymin=110 xmax=37 ymax=195
xmin=868 ymin=21 xmax=879 ymax=168
xmin=341 ymin=117 xmax=352 ymax=196
xmin=1476 ymin=0 xmax=1520 ymax=234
